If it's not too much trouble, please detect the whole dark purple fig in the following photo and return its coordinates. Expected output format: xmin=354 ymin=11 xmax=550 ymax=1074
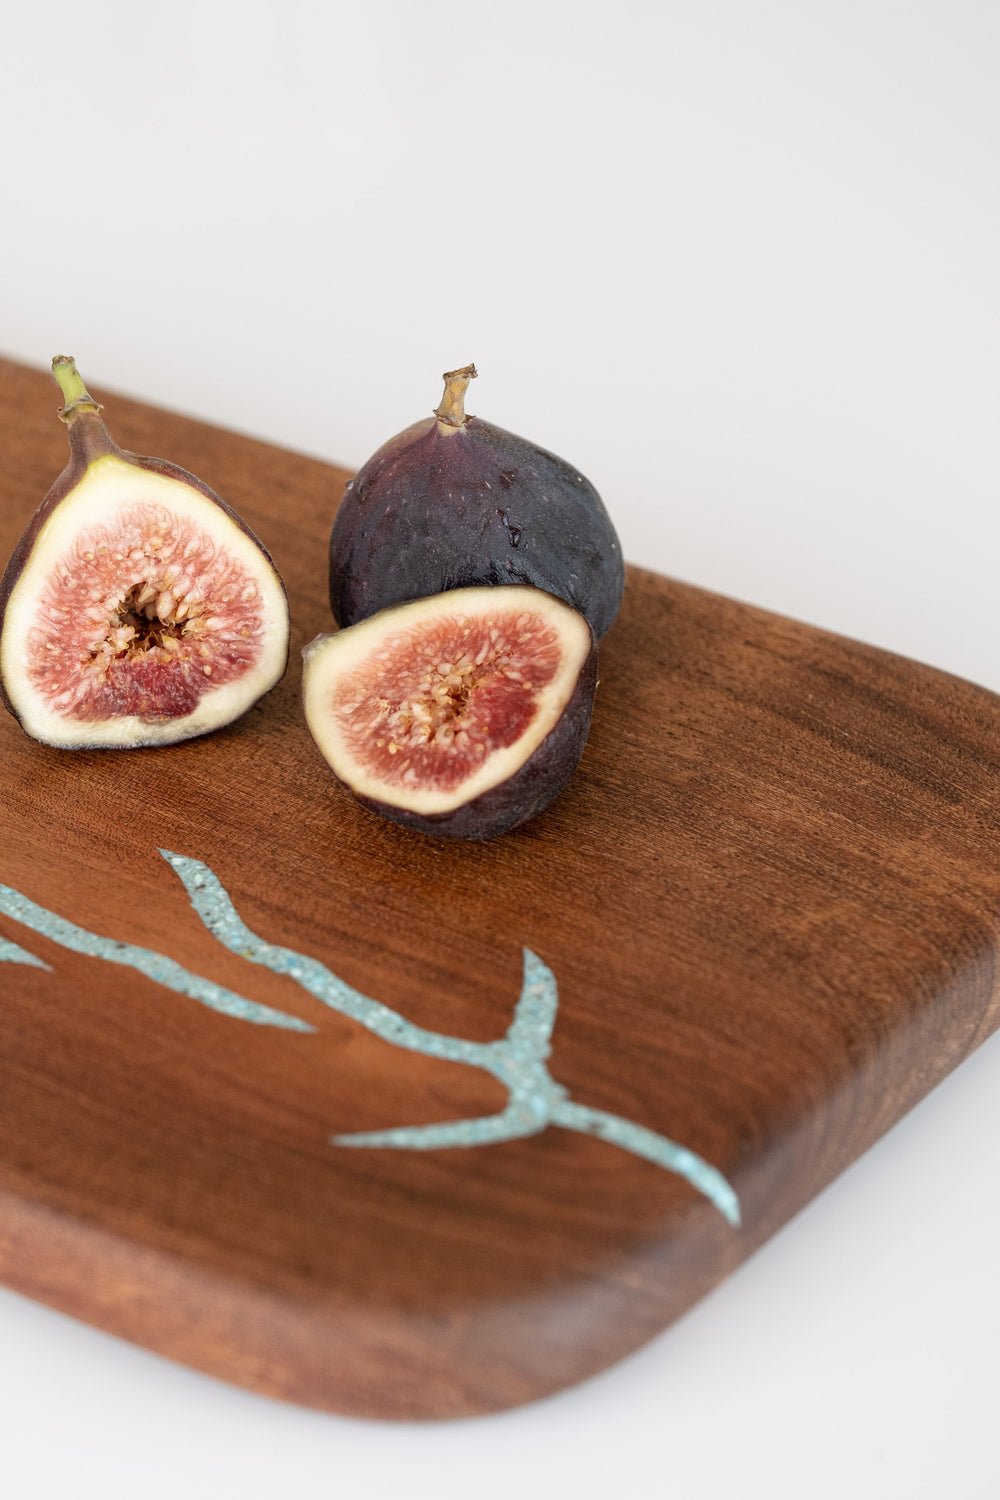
xmin=0 ymin=357 xmax=289 ymax=749
xmin=329 ymin=366 xmax=624 ymax=640
xmin=302 ymin=584 xmax=597 ymax=839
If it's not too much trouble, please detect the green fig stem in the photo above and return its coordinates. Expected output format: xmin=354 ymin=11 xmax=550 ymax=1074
xmin=52 ymin=356 xmax=103 ymax=421
xmin=434 ymin=364 xmax=477 ymax=429
xmin=51 ymin=356 xmax=119 ymax=467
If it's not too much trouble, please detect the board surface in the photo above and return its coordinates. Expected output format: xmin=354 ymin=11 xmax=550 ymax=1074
xmin=1 ymin=355 xmax=999 ymax=1420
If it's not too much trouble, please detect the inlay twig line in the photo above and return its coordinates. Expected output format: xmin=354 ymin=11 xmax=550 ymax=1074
xmin=0 ymin=849 xmax=740 ymax=1226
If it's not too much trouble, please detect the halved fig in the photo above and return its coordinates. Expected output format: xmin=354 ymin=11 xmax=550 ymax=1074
xmin=302 ymin=585 xmax=597 ymax=839
xmin=0 ymin=357 xmax=289 ymax=749
xmin=330 ymin=365 xmax=625 ymax=641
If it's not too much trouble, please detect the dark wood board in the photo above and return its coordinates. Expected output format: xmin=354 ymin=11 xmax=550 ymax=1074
xmin=1 ymin=354 xmax=999 ymax=1420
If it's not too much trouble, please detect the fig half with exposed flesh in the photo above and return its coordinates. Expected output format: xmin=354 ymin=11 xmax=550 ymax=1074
xmin=0 ymin=357 xmax=290 ymax=749
xmin=329 ymin=365 xmax=625 ymax=641
xmin=302 ymin=585 xmax=597 ymax=839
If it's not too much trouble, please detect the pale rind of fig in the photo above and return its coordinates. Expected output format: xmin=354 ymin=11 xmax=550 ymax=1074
xmin=302 ymin=585 xmax=597 ymax=839
xmin=0 ymin=358 xmax=290 ymax=750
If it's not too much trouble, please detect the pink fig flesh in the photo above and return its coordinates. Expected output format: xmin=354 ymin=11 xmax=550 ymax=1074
xmin=302 ymin=585 xmax=597 ymax=839
xmin=0 ymin=358 xmax=289 ymax=748
xmin=21 ymin=501 xmax=271 ymax=725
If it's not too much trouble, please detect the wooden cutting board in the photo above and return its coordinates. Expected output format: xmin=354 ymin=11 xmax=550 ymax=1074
xmin=1 ymin=355 xmax=999 ymax=1420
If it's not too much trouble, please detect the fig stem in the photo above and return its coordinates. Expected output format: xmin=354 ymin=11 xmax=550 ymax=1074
xmin=434 ymin=363 xmax=477 ymax=428
xmin=52 ymin=355 xmax=103 ymax=422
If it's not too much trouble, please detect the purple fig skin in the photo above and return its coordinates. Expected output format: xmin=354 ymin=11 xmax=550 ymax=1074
xmin=352 ymin=638 xmax=599 ymax=840
xmin=330 ymin=409 xmax=625 ymax=641
xmin=0 ymin=367 xmax=289 ymax=730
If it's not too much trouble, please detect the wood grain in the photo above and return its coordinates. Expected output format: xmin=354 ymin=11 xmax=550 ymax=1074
xmin=1 ymin=354 xmax=999 ymax=1419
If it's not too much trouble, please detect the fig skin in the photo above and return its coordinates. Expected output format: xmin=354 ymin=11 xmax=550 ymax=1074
xmin=302 ymin=585 xmax=598 ymax=841
xmin=0 ymin=357 xmax=290 ymax=748
xmin=329 ymin=366 xmax=624 ymax=641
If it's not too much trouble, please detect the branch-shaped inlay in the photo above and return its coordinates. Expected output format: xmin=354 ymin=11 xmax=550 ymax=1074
xmin=0 ymin=934 xmax=51 ymax=969
xmin=0 ymin=851 xmax=740 ymax=1226
xmin=0 ymin=880 xmax=312 ymax=1031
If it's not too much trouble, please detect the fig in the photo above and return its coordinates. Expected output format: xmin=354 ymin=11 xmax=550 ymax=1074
xmin=302 ymin=585 xmax=597 ymax=839
xmin=0 ymin=357 xmax=289 ymax=749
xmin=329 ymin=365 xmax=624 ymax=641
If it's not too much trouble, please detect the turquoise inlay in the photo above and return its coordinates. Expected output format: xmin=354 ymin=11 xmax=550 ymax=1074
xmin=159 ymin=850 xmax=740 ymax=1226
xmin=0 ymin=851 xmax=740 ymax=1227
xmin=0 ymin=936 xmax=51 ymax=970
xmin=0 ymin=881 xmax=314 ymax=1033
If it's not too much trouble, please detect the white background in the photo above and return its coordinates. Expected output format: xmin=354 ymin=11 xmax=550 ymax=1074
xmin=2 ymin=2 xmax=999 ymax=1496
